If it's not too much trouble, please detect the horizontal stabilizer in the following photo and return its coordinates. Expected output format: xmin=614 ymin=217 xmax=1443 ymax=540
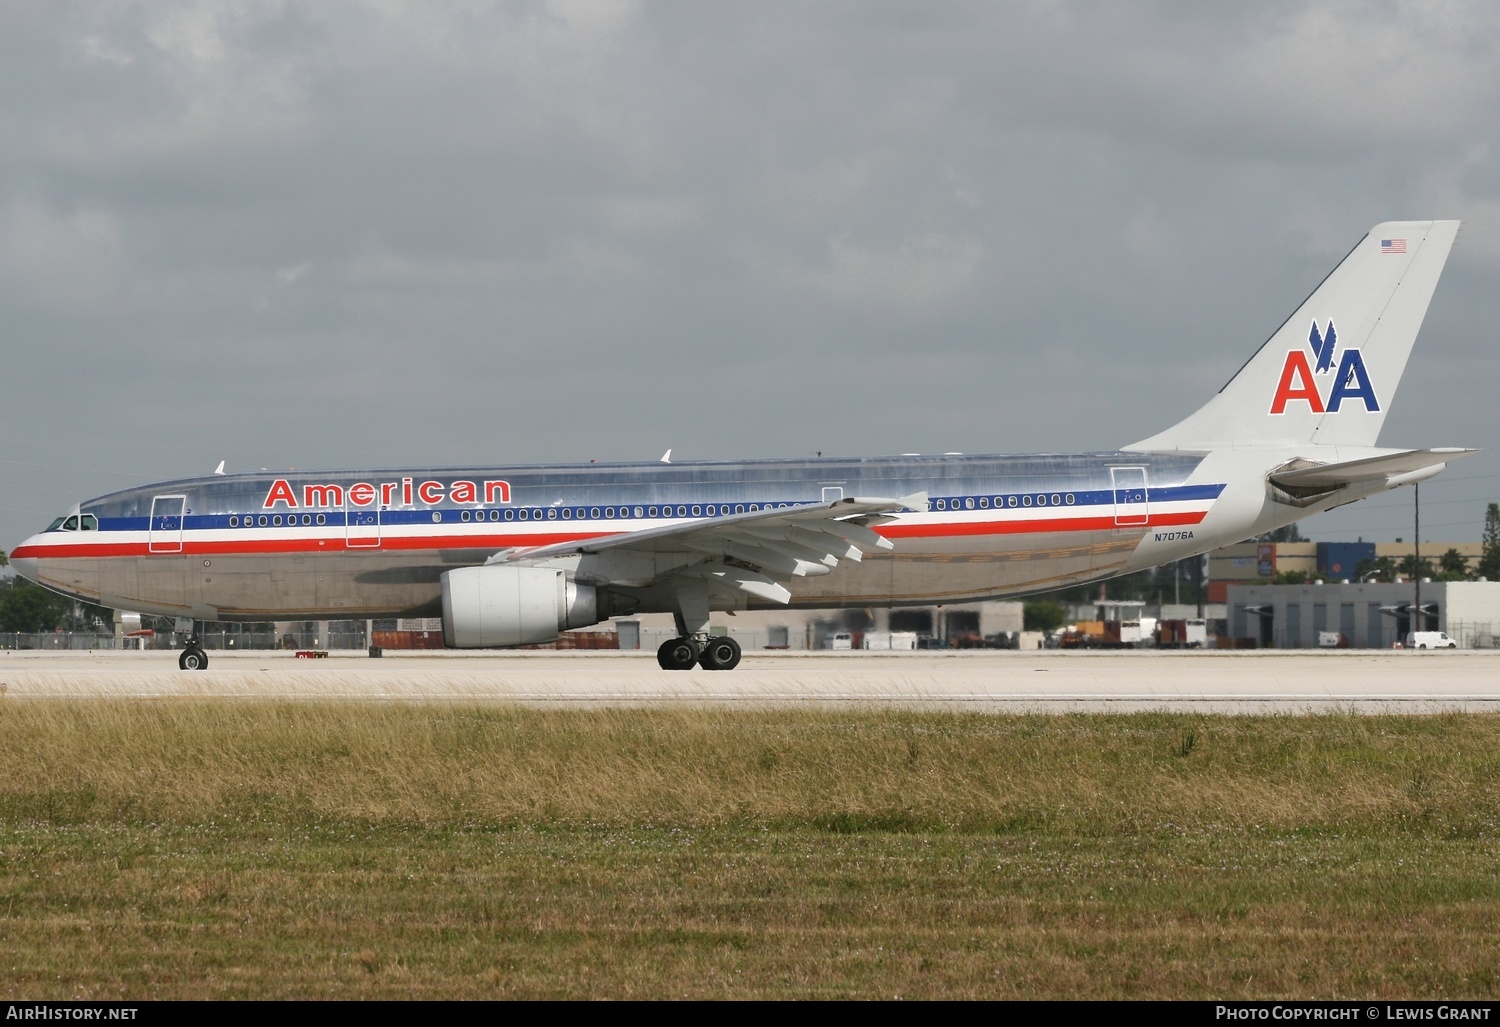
xmin=1268 ymin=448 xmax=1478 ymax=489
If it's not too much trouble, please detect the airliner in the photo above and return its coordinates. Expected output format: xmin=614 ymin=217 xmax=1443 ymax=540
xmin=9 ymin=221 xmax=1475 ymax=671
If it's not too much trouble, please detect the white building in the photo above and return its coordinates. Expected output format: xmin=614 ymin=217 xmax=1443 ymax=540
xmin=1226 ymin=581 xmax=1500 ymax=649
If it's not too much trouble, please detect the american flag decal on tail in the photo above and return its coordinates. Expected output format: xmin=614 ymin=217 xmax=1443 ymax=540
xmin=1382 ymin=238 xmax=1407 ymax=254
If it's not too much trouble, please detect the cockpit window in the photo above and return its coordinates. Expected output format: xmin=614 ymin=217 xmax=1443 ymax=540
xmin=63 ymin=516 xmax=79 ymax=531
xmin=47 ymin=517 xmax=65 ymax=531
xmin=80 ymin=514 xmax=98 ymax=531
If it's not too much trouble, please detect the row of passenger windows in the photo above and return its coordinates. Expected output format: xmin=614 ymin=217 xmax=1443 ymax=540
xmin=933 ymin=494 xmax=1074 ymax=511
xmin=225 ymin=503 xmax=796 ymax=528
xmin=464 ymin=502 xmax=790 ymax=521
xmin=219 ymin=495 xmax=1073 ymax=528
xmin=231 ymin=514 xmax=328 ymax=527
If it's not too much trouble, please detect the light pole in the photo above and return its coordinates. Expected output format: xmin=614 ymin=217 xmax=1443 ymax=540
xmin=1413 ymin=482 xmax=1422 ymax=635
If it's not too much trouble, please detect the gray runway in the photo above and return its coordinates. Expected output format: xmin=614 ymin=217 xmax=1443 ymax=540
xmin=2 ymin=648 xmax=1497 ymax=712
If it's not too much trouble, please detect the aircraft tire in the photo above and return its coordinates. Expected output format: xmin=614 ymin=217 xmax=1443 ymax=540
xmin=699 ymin=636 xmax=741 ymax=671
xmin=657 ymin=637 xmax=698 ymax=671
xmin=178 ymin=647 xmax=209 ymax=671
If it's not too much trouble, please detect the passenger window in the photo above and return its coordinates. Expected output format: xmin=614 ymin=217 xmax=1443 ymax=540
xmin=935 ymin=500 xmax=945 ymax=510
xmin=635 ymin=507 xmax=645 ymax=518
xmin=230 ymin=516 xmax=239 ymax=527
xmin=1051 ymin=494 xmax=1062 ymax=506
xmin=1008 ymin=496 xmax=1017 ymax=508
xmin=273 ymin=515 xmax=282 ymax=526
xmin=647 ymin=506 xmax=657 ymax=517
xmin=736 ymin=505 xmax=745 ymax=514
xmin=317 ymin=514 xmax=326 ymax=525
xmin=1036 ymin=495 xmax=1047 ymax=506
xmin=303 ymin=514 xmax=312 ymax=525
xmin=547 ymin=509 xmax=557 ymax=520
xmin=590 ymin=507 xmax=600 ymax=519
xmin=691 ymin=506 xmax=701 ymax=516
xmin=1022 ymin=496 xmax=1032 ymax=507
xmin=259 ymin=515 xmax=268 ymax=526
xmin=562 ymin=508 xmax=572 ymax=519
xmin=979 ymin=498 xmax=988 ymax=509
xmin=677 ymin=506 xmax=686 ymax=517
xmin=1066 ymin=494 xmax=1075 ymax=505
xmin=461 ymin=511 xmax=471 ymax=522
xmin=505 ymin=509 xmax=514 ymax=521
xmin=965 ymin=498 xmax=975 ymax=510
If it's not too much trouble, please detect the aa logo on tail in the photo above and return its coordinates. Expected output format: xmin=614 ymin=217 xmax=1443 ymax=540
xmin=1269 ymin=320 xmax=1379 ymax=414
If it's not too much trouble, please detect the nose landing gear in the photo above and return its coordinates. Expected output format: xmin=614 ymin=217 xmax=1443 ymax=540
xmin=176 ymin=621 xmax=209 ymax=670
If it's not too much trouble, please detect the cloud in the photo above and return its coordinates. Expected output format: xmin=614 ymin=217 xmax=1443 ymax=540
xmin=0 ymin=198 xmax=123 ymax=308
xmin=790 ymin=231 xmax=987 ymax=310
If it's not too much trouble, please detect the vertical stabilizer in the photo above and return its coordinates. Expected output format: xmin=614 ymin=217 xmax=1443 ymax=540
xmin=1126 ymin=220 xmax=1459 ymax=452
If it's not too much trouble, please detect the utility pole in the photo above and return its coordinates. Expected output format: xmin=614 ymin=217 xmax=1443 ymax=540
xmin=1414 ymin=482 xmax=1422 ymax=635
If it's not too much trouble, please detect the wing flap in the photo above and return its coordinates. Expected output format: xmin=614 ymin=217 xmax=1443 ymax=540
xmin=493 ymin=492 xmax=925 ymax=596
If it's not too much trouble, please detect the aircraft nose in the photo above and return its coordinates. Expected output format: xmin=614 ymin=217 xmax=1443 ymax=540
xmin=9 ymin=549 xmax=38 ymax=583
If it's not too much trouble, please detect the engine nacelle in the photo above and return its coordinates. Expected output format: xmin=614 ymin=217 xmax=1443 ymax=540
xmin=440 ymin=565 xmax=602 ymax=648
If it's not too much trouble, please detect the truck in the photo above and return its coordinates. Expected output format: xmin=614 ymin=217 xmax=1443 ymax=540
xmin=1155 ymin=618 xmax=1208 ymax=648
xmin=1405 ymin=631 xmax=1458 ymax=649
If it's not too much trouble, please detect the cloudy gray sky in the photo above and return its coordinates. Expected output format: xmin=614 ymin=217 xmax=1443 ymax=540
xmin=3 ymin=0 xmax=1499 ymax=553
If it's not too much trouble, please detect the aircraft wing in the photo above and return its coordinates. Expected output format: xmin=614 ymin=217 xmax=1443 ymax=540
xmin=1268 ymin=448 xmax=1479 ymax=489
xmin=489 ymin=493 xmax=927 ymax=604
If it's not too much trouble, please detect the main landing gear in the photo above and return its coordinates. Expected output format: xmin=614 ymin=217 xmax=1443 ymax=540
xmin=176 ymin=620 xmax=209 ymax=671
xmin=656 ymin=635 xmax=742 ymax=671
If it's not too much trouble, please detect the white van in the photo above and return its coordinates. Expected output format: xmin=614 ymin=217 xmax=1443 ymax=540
xmin=1406 ymin=631 xmax=1458 ymax=649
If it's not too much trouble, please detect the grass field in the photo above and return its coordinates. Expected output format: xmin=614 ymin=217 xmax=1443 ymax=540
xmin=2 ymin=702 xmax=1499 ymax=999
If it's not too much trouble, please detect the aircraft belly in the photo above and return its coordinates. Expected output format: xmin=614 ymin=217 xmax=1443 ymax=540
xmin=199 ymin=551 xmax=451 ymax=619
xmin=778 ymin=529 xmax=1138 ymax=606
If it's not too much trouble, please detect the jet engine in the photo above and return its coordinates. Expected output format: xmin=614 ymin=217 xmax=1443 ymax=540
xmin=440 ymin=565 xmax=602 ymax=648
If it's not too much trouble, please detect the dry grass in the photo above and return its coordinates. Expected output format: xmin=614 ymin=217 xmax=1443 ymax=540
xmin=2 ymin=702 xmax=1499 ymax=998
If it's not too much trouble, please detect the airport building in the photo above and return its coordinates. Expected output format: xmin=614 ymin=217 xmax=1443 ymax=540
xmin=1225 ymin=580 xmax=1500 ymax=649
xmin=1208 ymin=540 xmax=1483 ymax=601
xmin=613 ymin=600 xmax=1026 ymax=652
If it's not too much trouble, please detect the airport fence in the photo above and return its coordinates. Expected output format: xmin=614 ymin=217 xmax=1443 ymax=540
xmin=0 ymin=625 xmax=374 ymax=652
xmin=1445 ymin=622 xmax=1500 ymax=649
xmin=1 ymin=632 xmax=126 ymax=651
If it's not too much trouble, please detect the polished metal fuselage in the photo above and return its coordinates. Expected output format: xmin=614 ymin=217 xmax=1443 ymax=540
xmin=14 ymin=452 xmax=1222 ymax=620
